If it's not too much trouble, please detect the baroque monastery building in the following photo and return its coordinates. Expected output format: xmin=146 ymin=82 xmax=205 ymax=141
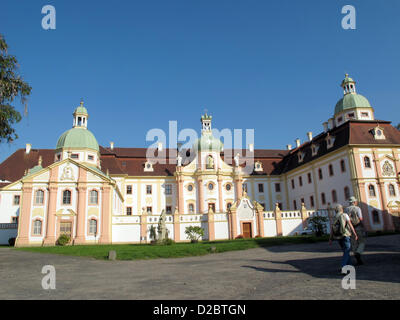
xmin=0 ymin=74 xmax=399 ymax=246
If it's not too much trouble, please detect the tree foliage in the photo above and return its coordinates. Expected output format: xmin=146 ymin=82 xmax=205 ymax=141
xmin=0 ymin=34 xmax=32 ymax=143
xmin=396 ymin=123 xmax=400 ymax=131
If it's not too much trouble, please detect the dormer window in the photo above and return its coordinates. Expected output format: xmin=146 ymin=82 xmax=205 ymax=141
xmin=361 ymin=112 xmax=369 ymax=118
xmin=254 ymin=161 xmax=263 ymax=172
xmin=311 ymin=144 xmax=319 ymax=156
xmin=347 ymin=112 xmax=355 ymax=119
xmin=144 ymin=161 xmax=154 ymax=172
xmin=371 ymin=126 xmax=385 ymax=140
xmin=71 ymin=153 xmax=79 ymax=159
xmin=298 ymin=152 xmax=305 ymax=163
xmin=326 ymin=135 xmax=336 ymax=149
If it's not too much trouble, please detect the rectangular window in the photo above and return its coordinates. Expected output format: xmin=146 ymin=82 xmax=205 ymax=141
xmin=166 ymin=206 xmax=172 ymax=214
xmin=146 ymin=185 xmax=152 ymax=195
xmin=293 ymin=200 xmax=297 ymax=210
xmin=208 ymin=203 xmax=216 ymax=212
xmin=165 ymin=184 xmax=172 ymax=195
xmin=89 ymin=220 xmax=97 ymax=235
xmin=242 ymin=183 xmax=248 ymax=193
xmin=258 ymin=184 xmax=264 ymax=193
xmin=60 ymin=222 xmax=72 ymax=237
xmin=126 ymin=185 xmax=132 ymax=195
xmin=88 ymin=155 xmax=94 ymax=161
xmin=318 ymin=169 xmax=323 ymax=180
xmin=126 ymin=207 xmax=132 ymax=215
xmin=299 ymin=176 xmax=303 ymax=187
xmin=71 ymin=153 xmax=79 ymax=159
xmin=146 ymin=206 xmax=152 ymax=214
xmin=307 ymin=173 xmax=312 ymax=184
xmin=361 ymin=112 xmax=369 ymax=117
xmin=291 ymin=179 xmax=295 ymax=189
xmin=13 ymin=195 xmax=20 ymax=205
xmin=329 ymin=164 xmax=334 ymax=176
xmin=275 ymin=183 xmax=281 ymax=192
xmin=33 ymin=220 xmax=42 ymax=235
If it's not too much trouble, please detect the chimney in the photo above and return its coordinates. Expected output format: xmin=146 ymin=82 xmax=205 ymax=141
xmin=328 ymin=118 xmax=334 ymax=130
xmin=38 ymin=156 xmax=42 ymax=166
xmin=295 ymin=139 xmax=301 ymax=148
xmin=25 ymin=143 xmax=32 ymax=154
xmin=157 ymin=142 xmax=163 ymax=152
xmin=323 ymin=122 xmax=328 ymax=133
xmin=287 ymin=144 xmax=292 ymax=150
xmin=307 ymin=132 xmax=313 ymax=141
xmin=248 ymin=143 xmax=254 ymax=152
xmin=110 ymin=142 xmax=114 ymax=150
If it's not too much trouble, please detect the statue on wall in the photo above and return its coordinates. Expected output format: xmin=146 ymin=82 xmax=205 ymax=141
xmin=234 ymin=153 xmax=240 ymax=167
xmin=206 ymin=155 xmax=214 ymax=169
xmin=157 ymin=209 xmax=167 ymax=241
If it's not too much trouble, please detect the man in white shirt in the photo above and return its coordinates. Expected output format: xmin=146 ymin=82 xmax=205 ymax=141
xmin=346 ymin=196 xmax=366 ymax=265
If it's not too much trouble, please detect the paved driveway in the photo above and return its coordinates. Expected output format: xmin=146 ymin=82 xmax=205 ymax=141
xmin=0 ymin=235 xmax=399 ymax=300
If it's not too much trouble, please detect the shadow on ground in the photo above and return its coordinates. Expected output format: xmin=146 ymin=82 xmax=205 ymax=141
xmin=243 ymin=235 xmax=400 ymax=284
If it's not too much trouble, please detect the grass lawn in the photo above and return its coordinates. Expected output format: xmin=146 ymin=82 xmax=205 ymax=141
xmin=15 ymin=235 xmax=330 ymax=260
xmin=13 ymin=231 xmax=399 ymax=261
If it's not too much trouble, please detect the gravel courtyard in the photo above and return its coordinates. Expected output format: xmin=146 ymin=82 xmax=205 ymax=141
xmin=0 ymin=234 xmax=399 ymax=300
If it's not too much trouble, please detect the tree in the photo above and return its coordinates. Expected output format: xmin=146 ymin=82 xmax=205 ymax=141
xmin=307 ymin=215 xmax=329 ymax=237
xmin=396 ymin=123 xmax=400 ymax=131
xmin=0 ymin=34 xmax=32 ymax=143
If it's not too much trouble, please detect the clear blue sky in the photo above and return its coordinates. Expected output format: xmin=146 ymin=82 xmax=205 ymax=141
xmin=1 ymin=0 xmax=399 ymax=162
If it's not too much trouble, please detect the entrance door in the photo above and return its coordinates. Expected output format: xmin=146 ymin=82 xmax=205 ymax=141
xmin=60 ymin=222 xmax=72 ymax=237
xmin=242 ymin=223 xmax=252 ymax=238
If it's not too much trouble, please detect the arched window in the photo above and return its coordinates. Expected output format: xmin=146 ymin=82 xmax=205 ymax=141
xmin=389 ymin=184 xmax=396 ymax=197
xmin=188 ymin=204 xmax=194 ymax=213
xmin=318 ymin=168 xmax=323 ymax=180
xmin=364 ymin=156 xmax=371 ymax=168
xmin=35 ymin=190 xmax=44 ymax=205
xmin=329 ymin=164 xmax=334 ymax=176
xmin=321 ymin=193 xmax=326 ymax=205
xmin=368 ymin=185 xmax=376 ymax=197
xmin=332 ymin=190 xmax=337 ymax=203
xmin=89 ymin=219 xmax=97 ymax=235
xmin=33 ymin=220 xmax=42 ymax=235
xmin=89 ymin=190 xmax=98 ymax=204
xmin=344 ymin=187 xmax=350 ymax=201
xmin=63 ymin=190 xmax=71 ymax=205
xmin=340 ymin=160 xmax=346 ymax=172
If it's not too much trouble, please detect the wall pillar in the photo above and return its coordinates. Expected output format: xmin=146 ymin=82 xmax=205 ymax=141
xmin=140 ymin=213 xmax=148 ymax=243
xmin=74 ymin=186 xmax=87 ymax=244
xmin=15 ymin=184 xmax=33 ymax=247
xmin=274 ymin=203 xmax=283 ymax=236
xmin=229 ymin=208 xmax=238 ymax=239
xmin=177 ymin=170 xmax=185 ymax=214
xmin=358 ymin=182 xmax=372 ymax=231
xmin=99 ymin=186 xmax=111 ymax=244
xmin=255 ymin=202 xmax=265 ymax=237
xmin=208 ymin=209 xmax=215 ymax=241
xmin=197 ymin=177 xmax=204 ymax=214
xmin=300 ymin=202 xmax=308 ymax=228
xmin=234 ymin=173 xmax=243 ymax=201
xmin=217 ymin=174 xmax=223 ymax=213
xmin=43 ymin=184 xmax=58 ymax=246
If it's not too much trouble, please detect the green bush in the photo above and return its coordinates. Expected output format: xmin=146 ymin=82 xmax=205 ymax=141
xmin=8 ymin=237 xmax=16 ymax=247
xmin=162 ymin=238 xmax=175 ymax=245
xmin=307 ymin=216 xmax=329 ymax=236
xmin=57 ymin=234 xmax=70 ymax=246
xmin=185 ymin=226 xmax=204 ymax=241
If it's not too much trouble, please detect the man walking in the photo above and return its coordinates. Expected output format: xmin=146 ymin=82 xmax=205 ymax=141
xmin=329 ymin=204 xmax=358 ymax=274
xmin=346 ymin=196 xmax=367 ymax=265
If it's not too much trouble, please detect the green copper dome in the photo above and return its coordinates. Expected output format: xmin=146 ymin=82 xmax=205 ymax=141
xmin=334 ymin=93 xmax=372 ymax=115
xmin=193 ymin=134 xmax=223 ymax=152
xmin=74 ymin=101 xmax=88 ymax=115
xmin=56 ymin=127 xmax=99 ymax=152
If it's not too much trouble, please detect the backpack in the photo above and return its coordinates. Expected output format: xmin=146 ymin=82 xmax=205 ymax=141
xmin=347 ymin=206 xmax=361 ymax=226
xmin=332 ymin=214 xmax=346 ymax=239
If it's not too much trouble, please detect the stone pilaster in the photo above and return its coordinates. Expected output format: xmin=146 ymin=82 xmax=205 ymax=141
xmin=15 ymin=184 xmax=33 ymax=247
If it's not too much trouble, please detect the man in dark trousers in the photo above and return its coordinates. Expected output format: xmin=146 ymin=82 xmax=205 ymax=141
xmin=346 ymin=196 xmax=367 ymax=265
